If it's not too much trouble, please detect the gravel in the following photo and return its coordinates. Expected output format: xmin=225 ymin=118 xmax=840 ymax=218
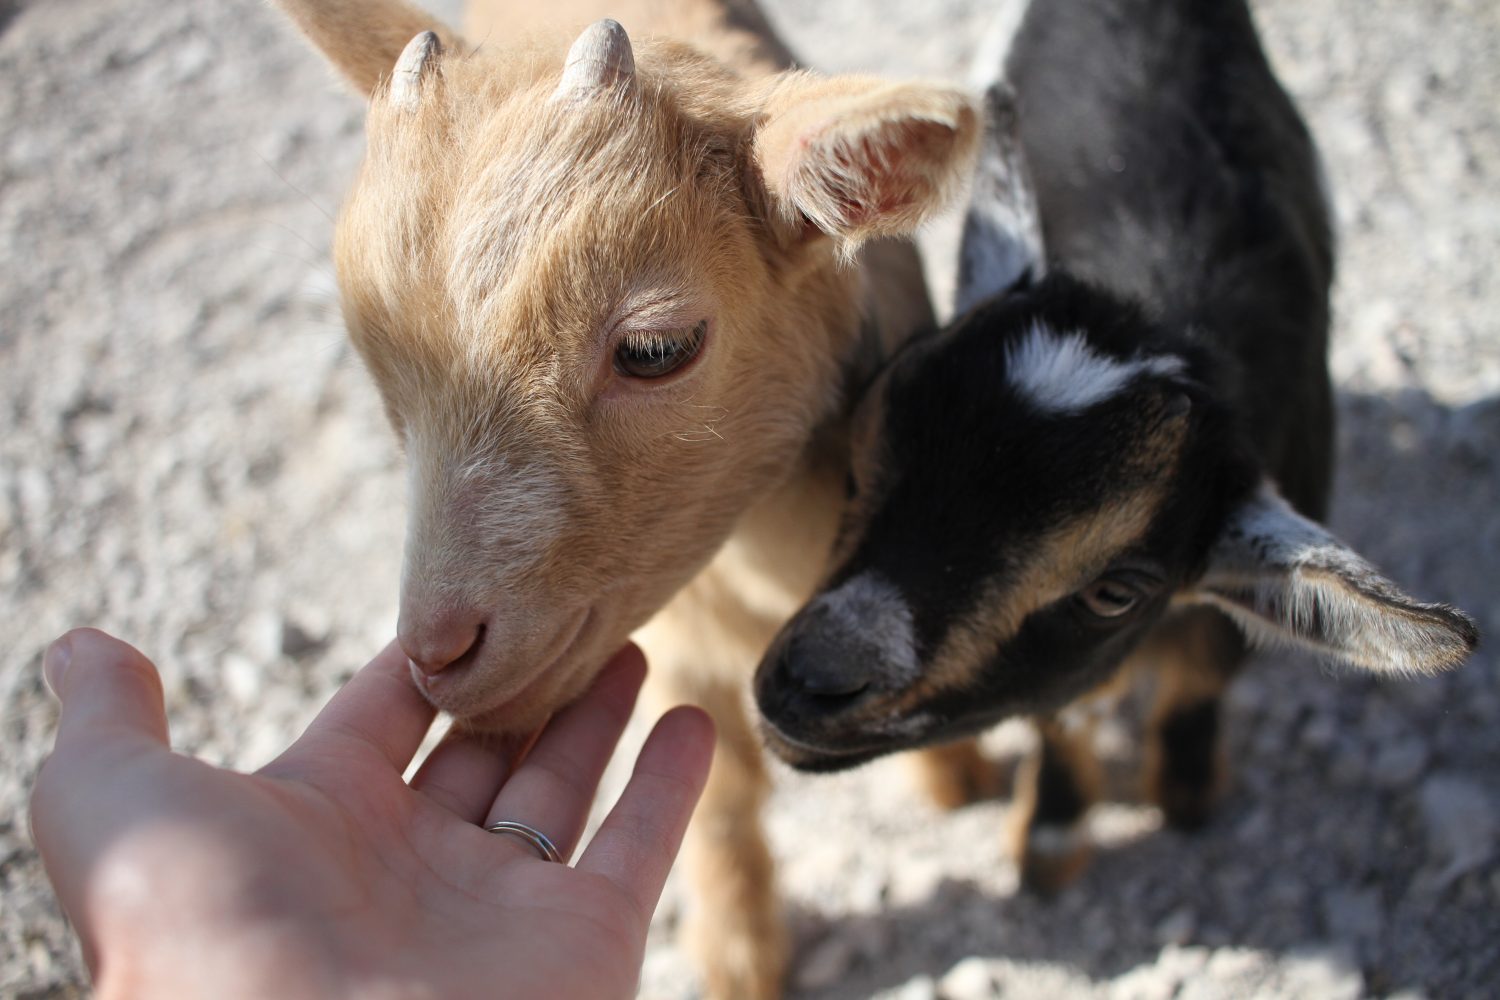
xmin=3 ymin=0 xmax=1498 ymax=997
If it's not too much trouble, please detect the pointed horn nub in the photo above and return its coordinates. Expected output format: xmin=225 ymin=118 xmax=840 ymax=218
xmin=552 ymin=19 xmax=636 ymax=102
xmin=389 ymin=31 xmax=443 ymax=111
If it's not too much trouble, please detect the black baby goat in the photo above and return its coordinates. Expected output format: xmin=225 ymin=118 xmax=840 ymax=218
xmin=755 ymin=0 xmax=1477 ymax=890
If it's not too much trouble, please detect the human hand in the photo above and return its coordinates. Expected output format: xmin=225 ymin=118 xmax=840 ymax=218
xmin=30 ymin=628 xmax=713 ymax=1000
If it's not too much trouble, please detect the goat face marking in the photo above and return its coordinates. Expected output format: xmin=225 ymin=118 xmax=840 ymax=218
xmin=1004 ymin=323 xmax=1186 ymax=416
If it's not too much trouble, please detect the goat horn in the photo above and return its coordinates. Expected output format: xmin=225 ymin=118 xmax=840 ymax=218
xmin=389 ymin=31 xmax=443 ymax=111
xmin=552 ymin=19 xmax=636 ymax=102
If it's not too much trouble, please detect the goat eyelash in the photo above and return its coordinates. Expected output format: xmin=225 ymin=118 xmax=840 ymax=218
xmin=615 ymin=320 xmax=708 ymax=378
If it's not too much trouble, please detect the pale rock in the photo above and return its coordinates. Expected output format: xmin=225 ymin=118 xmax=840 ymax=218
xmin=222 ymin=652 xmax=262 ymax=703
xmin=1152 ymin=941 xmax=1212 ymax=989
xmin=1204 ymin=947 xmax=1266 ymax=981
xmin=891 ymin=973 xmax=939 ymax=1000
xmin=240 ymin=608 xmax=283 ymax=662
xmin=1279 ymin=944 xmax=1363 ymax=1000
xmin=25 ymin=936 xmax=53 ymax=980
xmin=890 ymin=854 xmax=947 ymax=903
xmin=1110 ymin=965 xmax=1177 ymax=1000
xmin=848 ymin=868 xmax=890 ymax=910
xmin=938 ymin=956 xmax=998 ymax=1000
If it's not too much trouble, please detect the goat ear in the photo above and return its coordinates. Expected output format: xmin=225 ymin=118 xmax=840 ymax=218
xmin=271 ymin=0 xmax=461 ymax=95
xmin=754 ymin=74 xmax=980 ymax=247
xmin=1193 ymin=483 xmax=1478 ymax=674
xmin=953 ymin=83 xmax=1045 ymax=314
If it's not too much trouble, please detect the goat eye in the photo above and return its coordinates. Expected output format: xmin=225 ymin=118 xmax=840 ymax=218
xmin=614 ymin=320 xmax=708 ymax=379
xmin=1078 ymin=578 xmax=1141 ymax=618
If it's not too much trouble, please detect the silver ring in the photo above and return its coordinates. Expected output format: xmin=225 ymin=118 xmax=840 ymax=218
xmin=484 ymin=820 xmax=563 ymax=863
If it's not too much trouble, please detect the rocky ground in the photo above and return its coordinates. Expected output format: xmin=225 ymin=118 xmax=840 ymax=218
xmin=2 ymin=0 xmax=1497 ymax=997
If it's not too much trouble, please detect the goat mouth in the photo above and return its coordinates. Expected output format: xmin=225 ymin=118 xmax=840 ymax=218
xmin=416 ymin=606 xmax=595 ymax=720
xmin=761 ymin=702 xmax=975 ymax=773
xmin=758 ymin=715 xmax=909 ymax=773
xmin=462 ymin=607 xmax=596 ymax=722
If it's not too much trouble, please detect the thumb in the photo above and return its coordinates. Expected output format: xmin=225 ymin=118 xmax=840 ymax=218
xmin=31 ymin=629 xmax=172 ymax=977
xmin=44 ymin=628 xmax=171 ymax=751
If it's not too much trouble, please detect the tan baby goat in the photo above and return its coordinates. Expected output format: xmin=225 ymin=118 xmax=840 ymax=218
xmin=271 ymin=0 xmax=980 ymax=995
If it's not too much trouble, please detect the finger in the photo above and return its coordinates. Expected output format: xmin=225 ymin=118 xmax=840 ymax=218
xmin=45 ymin=628 xmax=170 ymax=751
xmin=482 ymin=644 xmax=646 ymax=861
xmin=30 ymin=629 xmax=175 ymax=973
xmin=576 ymin=706 xmax=714 ymax=918
xmin=410 ymin=723 xmax=529 ymax=824
xmin=274 ymin=640 xmax=436 ymax=774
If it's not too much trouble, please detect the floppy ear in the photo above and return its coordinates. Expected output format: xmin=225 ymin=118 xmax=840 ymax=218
xmin=1194 ymin=483 xmax=1478 ymax=674
xmin=753 ymin=74 xmax=980 ymax=247
xmin=271 ymin=0 xmax=461 ymax=95
xmin=954 ymin=83 xmax=1045 ymax=314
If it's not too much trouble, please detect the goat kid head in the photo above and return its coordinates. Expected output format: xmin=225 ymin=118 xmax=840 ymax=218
xmin=755 ymin=283 xmax=1477 ymax=772
xmin=274 ymin=3 xmax=979 ymax=731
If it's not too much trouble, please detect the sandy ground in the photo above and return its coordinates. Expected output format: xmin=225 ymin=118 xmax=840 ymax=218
xmin=2 ymin=0 xmax=1497 ymax=997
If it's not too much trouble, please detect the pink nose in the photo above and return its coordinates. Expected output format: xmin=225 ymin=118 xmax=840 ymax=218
xmin=399 ymin=608 xmax=487 ymax=677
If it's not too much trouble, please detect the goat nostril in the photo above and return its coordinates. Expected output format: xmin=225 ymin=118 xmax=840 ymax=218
xmin=804 ymin=676 xmax=870 ymax=701
xmin=403 ymin=621 xmax=486 ymax=678
xmin=780 ymin=638 xmax=870 ymax=704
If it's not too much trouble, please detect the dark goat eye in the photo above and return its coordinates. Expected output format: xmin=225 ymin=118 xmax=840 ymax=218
xmin=614 ymin=320 xmax=707 ymax=379
xmin=1078 ymin=577 xmax=1141 ymax=618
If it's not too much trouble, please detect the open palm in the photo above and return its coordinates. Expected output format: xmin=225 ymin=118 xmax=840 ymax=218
xmin=30 ymin=628 xmax=713 ymax=1000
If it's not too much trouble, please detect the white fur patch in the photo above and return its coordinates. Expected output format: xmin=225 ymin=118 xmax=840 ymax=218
xmin=1004 ymin=323 xmax=1185 ymax=414
xmin=808 ymin=573 xmax=921 ymax=689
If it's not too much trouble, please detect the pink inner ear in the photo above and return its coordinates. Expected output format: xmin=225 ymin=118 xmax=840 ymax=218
xmin=799 ymin=118 xmax=958 ymax=234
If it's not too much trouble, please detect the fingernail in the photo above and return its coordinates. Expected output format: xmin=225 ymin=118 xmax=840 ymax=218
xmin=43 ymin=635 xmax=73 ymax=698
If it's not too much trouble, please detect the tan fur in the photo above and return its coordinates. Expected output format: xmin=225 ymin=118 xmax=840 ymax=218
xmin=270 ymin=1 xmax=979 ymax=995
xmin=909 ymin=738 xmax=1001 ymax=811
